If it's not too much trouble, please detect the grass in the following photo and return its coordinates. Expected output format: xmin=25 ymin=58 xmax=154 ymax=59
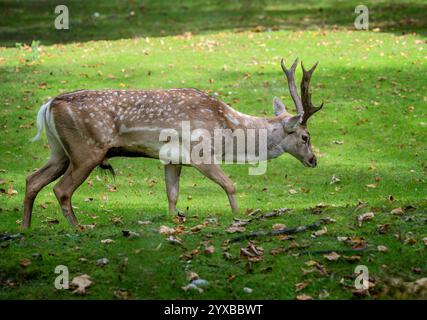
xmin=0 ymin=0 xmax=426 ymax=300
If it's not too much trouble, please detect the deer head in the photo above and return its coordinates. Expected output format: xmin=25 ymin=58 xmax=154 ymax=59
xmin=273 ymin=58 xmax=324 ymax=168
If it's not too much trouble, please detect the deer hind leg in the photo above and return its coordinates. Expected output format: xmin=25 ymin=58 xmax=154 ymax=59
xmin=164 ymin=164 xmax=182 ymax=214
xmin=23 ymin=155 xmax=69 ymax=229
xmin=192 ymin=163 xmax=239 ymax=214
xmin=53 ymin=152 xmax=104 ymax=227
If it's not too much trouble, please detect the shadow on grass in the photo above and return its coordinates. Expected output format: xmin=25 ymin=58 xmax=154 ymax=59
xmin=0 ymin=0 xmax=426 ymax=46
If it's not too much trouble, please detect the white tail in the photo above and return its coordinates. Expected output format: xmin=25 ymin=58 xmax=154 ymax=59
xmin=31 ymin=100 xmax=51 ymax=142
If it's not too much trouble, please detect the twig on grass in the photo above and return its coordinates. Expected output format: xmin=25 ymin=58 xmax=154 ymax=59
xmin=229 ymin=218 xmax=329 ymax=243
xmin=248 ymin=208 xmax=292 ymax=221
xmin=296 ymin=248 xmax=374 ymax=256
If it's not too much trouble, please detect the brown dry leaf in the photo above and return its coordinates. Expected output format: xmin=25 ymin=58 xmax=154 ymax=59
xmin=391 ymin=207 xmax=404 ymax=215
xmin=323 ymin=251 xmax=341 ymax=261
xmin=377 ymin=224 xmax=390 ymax=234
xmin=296 ymin=294 xmax=313 ymax=300
xmin=310 ymin=203 xmax=328 ymax=214
xmin=295 ymin=280 xmax=311 ymax=292
xmin=377 ymin=245 xmax=388 ymax=252
xmin=345 ymin=236 xmax=367 ymax=249
xmin=357 ymin=212 xmax=375 ymax=227
xmin=343 ymin=255 xmax=361 ymax=262
xmin=272 ymin=223 xmax=286 ymax=230
xmin=166 ymin=235 xmax=183 ymax=246
xmin=70 ymin=274 xmax=93 ymax=295
xmin=305 ymin=260 xmax=319 ymax=267
xmin=159 ymin=225 xmax=176 ymax=236
xmin=311 ymin=227 xmax=327 ymax=237
xmin=204 ymin=245 xmax=215 ymax=255
xmin=222 ymin=252 xmax=233 ymax=260
xmin=226 ymin=226 xmax=246 ymax=233
xmin=186 ymin=271 xmax=199 ymax=281
xmin=7 ymin=183 xmax=18 ymax=196
xmin=190 ymin=224 xmax=205 ymax=232
xmin=226 ymin=218 xmax=250 ymax=233
xmin=270 ymin=247 xmax=286 ymax=256
xmin=114 ymin=289 xmax=131 ymax=300
xmin=19 ymin=258 xmax=31 ymax=268
xmin=173 ymin=212 xmax=186 ymax=224
xmin=355 ymin=200 xmax=366 ymax=211
xmin=240 ymin=243 xmax=264 ymax=262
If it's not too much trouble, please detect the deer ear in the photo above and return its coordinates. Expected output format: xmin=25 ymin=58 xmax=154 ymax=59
xmin=273 ymin=97 xmax=286 ymax=116
xmin=283 ymin=114 xmax=302 ymax=133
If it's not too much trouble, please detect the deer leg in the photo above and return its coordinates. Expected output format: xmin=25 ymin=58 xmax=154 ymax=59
xmin=53 ymin=157 xmax=101 ymax=227
xmin=192 ymin=163 xmax=239 ymax=213
xmin=23 ymin=155 xmax=69 ymax=229
xmin=164 ymin=164 xmax=182 ymax=214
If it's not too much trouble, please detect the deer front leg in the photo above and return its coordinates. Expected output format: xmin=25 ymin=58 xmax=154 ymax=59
xmin=164 ymin=164 xmax=182 ymax=214
xmin=192 ymin=163 xmax=239 ymax=214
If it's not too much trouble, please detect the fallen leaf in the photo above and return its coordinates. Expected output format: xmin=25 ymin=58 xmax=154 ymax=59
xmin=101 ymin=239 xmax=114 ymax=244
xmin=272 ymin=223 xmax=286 ymax=230
xmin=296 ymin=294 xmax=313 ymax=300
xmin=159 ymin=225 xmax=176 ymax=235
xmin=166 ymin=235 xmax=183 ymax=246
xmin=343 ymin=255 xmax=361 ymax=262
xmin=377 ymin=245 xmax=388 ymax=252
xmin=186 ymin=271 xmax=199 ymax=281
xmin=357 ymin=212 xmax=375 ymax=227
xmin=226 ymin=226 xmax=246 ymax=233
xmin=377 ymin=224 xmax=390 ymax=234
xmin=114 ymin=289 xmax=131 ymax=300
xmin=122 ymin=230 xmax=140 ymax=238
xmin=330 ymin=174 xmax=340 ymax=184
xmin=366 ymin=184 xmax=377 ymax=189
xmin=96 ymin=258 xmax=109 ymax=266
xmin=204 ymin=245 xmax=215 ymax=255
xmin=240 ymin=242 xmax=264 ymax=262
xmin=270 ymin=247 xmax=286 ymax=256
xmin=391 ymin=207 xmax=404 ymax=215
xmin=311 ymin=227 xmax=327 ymax=237
xmin=423 ymin=237 xmax=427 ymax=246
xmin=19 ymin=258 xmax=31 ymax=268
xmin=295 ymin=280 xmax=311 ymax=292
xmin=70 ymin=274 xmax=93 ymax=295
xmin=323 ymin=251 xmax=341 ymax=261
xmin=190 ymin=224 xmax=205 ymax=232
xmin=243 ymin=287 xmax=253 ymax=294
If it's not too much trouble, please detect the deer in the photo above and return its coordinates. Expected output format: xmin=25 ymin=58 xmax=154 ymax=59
xmin=23 ymin=58 xmax=324 ymax=228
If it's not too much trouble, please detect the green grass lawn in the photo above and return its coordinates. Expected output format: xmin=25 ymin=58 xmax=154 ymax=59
xmin=0 ymin=0 xmax=426 ymax=300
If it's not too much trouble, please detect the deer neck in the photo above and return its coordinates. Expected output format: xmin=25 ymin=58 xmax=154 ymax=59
xmin=223 ymin=104 xmax=288 ymax=160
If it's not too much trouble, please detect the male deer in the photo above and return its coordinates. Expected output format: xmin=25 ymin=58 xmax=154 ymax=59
xmin=23 ymin=58 xmax=323 ymax=228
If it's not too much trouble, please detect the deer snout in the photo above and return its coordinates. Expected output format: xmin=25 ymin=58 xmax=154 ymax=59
xmin=308 ymin=155 xmax=317 ymax=168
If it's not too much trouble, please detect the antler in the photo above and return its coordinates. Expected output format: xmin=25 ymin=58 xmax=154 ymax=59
xmin=300 ymin=61 xmax=324 ymax=125
xmin=281 ymin=58 xmax=304 ymax=116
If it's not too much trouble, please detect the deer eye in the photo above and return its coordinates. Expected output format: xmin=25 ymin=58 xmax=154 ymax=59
xmin=302 ymin=135 xmax=309 ymax=143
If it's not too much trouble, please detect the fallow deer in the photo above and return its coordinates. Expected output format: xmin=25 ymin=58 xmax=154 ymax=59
xmin=23 ymin=58 xmax=323 ymax=228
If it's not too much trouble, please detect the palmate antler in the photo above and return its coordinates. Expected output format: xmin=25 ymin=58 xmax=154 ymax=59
xmin=281 ymin=58 xmax=324 ymax=126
